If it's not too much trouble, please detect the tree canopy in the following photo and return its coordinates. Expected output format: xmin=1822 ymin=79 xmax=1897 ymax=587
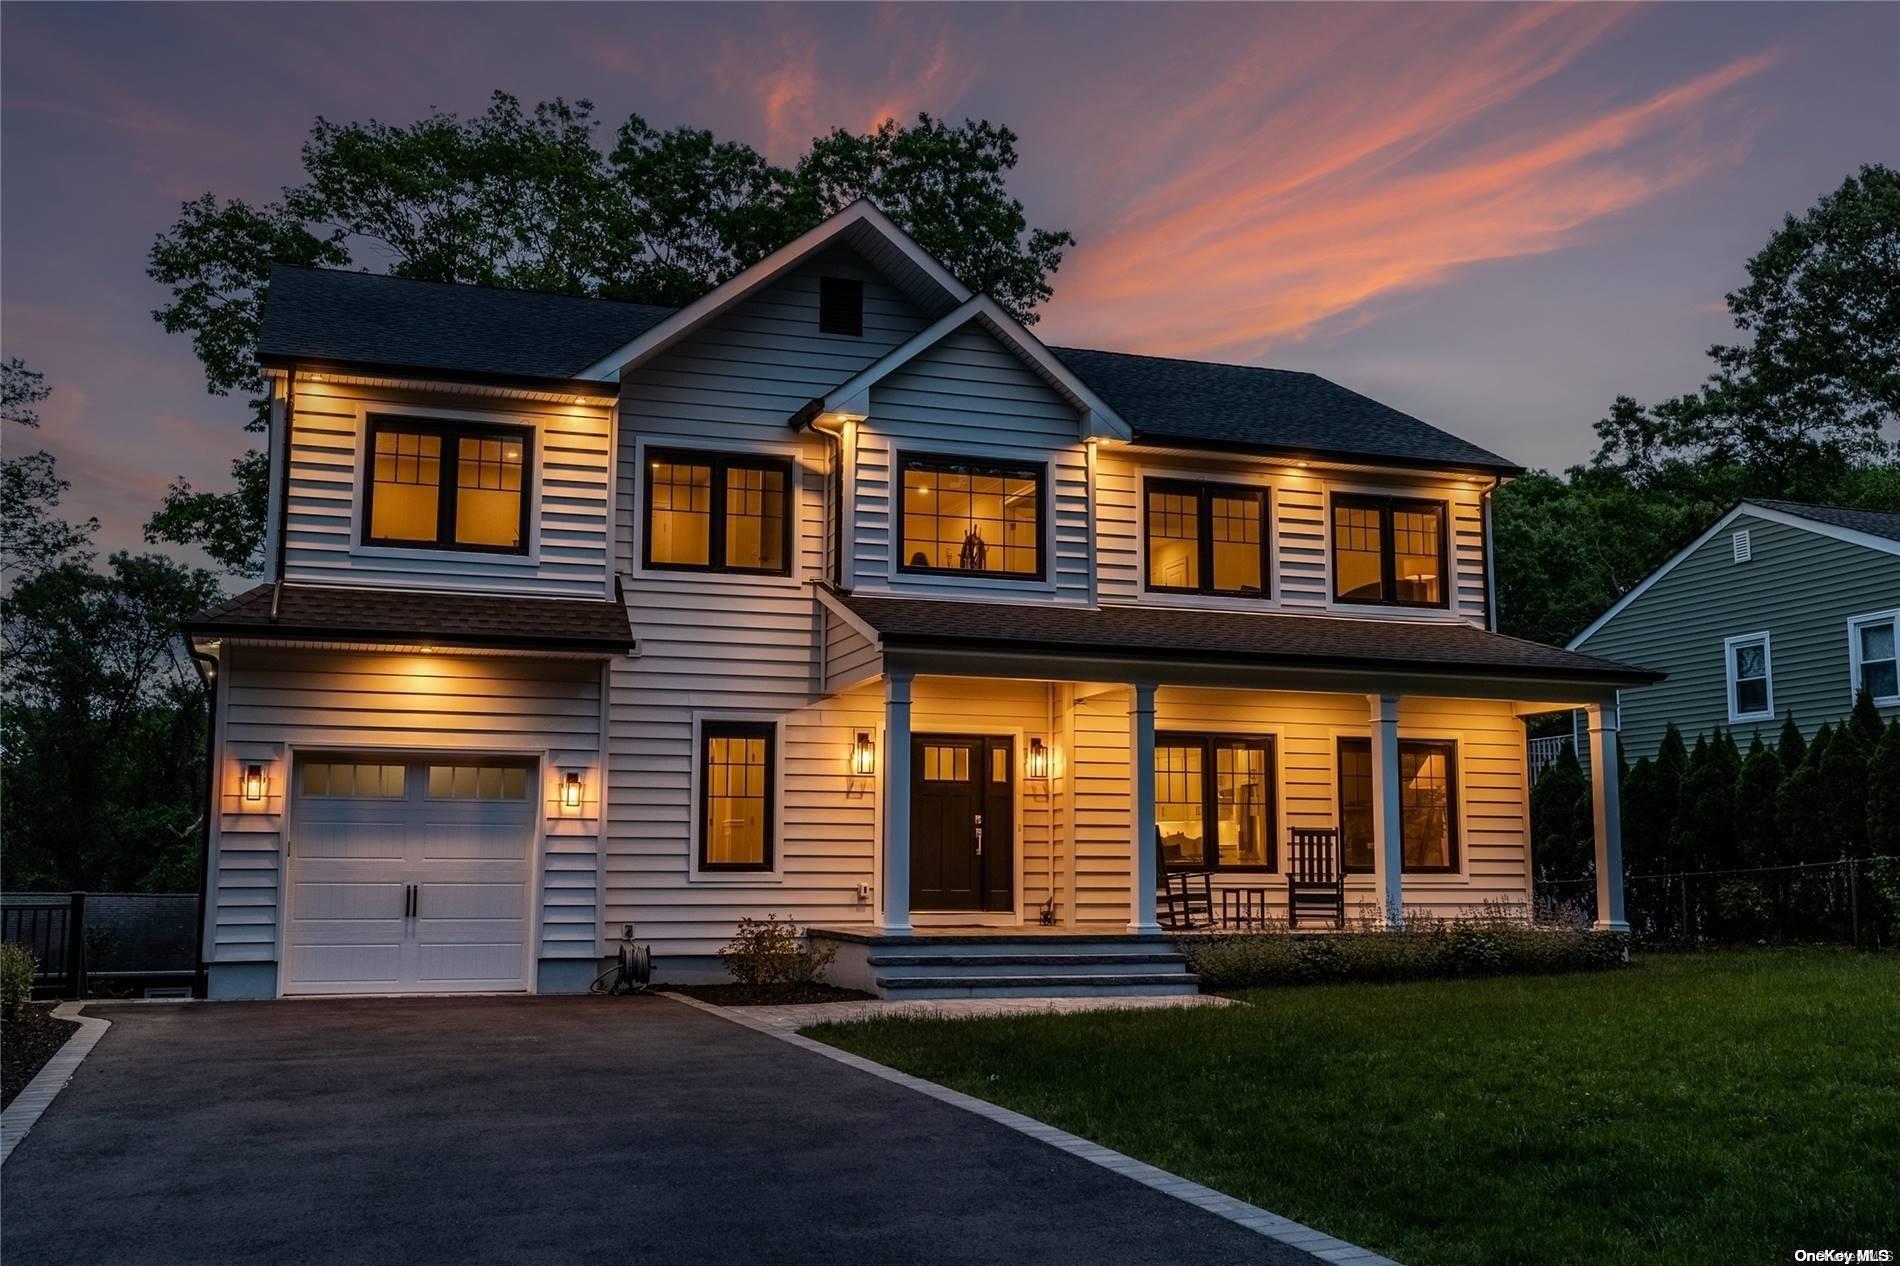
xmin=145 ymin=94 xmax=1074 ymax=574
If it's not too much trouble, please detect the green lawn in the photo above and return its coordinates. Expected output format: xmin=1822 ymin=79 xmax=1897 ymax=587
xmin=808 ymin=951 xmax=1900 ymax=1266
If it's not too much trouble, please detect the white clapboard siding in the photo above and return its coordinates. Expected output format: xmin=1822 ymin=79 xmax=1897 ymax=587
xmin=608 ymin=248 xmax=925 ymax=950
xmin=282 ymin=379 xmax=615 ymax=598
xmin=210 ymin=646 xmax=604 ymax=966
xmin=1095 ymin=451 xmax=1491 ymax=626
xmin=822 ymin=608 xmax=882 ymax=691
xmin=850 ymin=323 xmax=1092 ymax=603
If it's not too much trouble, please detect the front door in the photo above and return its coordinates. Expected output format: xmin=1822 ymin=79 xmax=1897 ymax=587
xmin=911 ymin=735 xmax=1014 ymax=912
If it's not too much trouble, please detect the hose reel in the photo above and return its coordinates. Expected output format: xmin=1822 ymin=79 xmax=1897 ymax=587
xmin=591 ymin=923 xmax=652 ymax=995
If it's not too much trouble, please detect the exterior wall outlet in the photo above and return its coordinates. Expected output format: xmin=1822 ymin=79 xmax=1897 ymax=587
xmin=856 ymin=882 xmax=872 ymax=901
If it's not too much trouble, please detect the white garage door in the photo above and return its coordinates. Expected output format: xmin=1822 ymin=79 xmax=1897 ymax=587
xmin=286 ymin=758 xmax=535 ymax=995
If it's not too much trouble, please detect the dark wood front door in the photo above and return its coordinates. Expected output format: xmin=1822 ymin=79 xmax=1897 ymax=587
xmin=911 ymin=735 xmax=1014 ymax=912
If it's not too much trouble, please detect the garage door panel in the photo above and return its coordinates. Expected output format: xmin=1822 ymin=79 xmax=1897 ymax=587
xmin=298 ymin=822 xmax=406 ymax=861
xmin=292 ymin=881 xmax=405 ymax=922
xmin=290 ymin=944 xmax=404 ymax=985
xmin=417 ymin=881 xmax=527 ymax=921
xmin=418 ymin=822 xmax=531 ymax=862
xmin=415 ymin=942 xmax=526 ymax=986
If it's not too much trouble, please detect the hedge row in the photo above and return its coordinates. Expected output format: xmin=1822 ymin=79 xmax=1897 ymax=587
xmin=1173 ymin=920 xmax=1628 ymax=990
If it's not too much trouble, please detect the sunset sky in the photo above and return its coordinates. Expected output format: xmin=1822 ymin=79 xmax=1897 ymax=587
xmin=3 ymin=2 xmax=1895 ymax=562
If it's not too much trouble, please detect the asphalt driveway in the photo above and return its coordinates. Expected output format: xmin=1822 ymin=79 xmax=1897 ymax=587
xmin=2 ymin=995 xmax=1313 ymax=1265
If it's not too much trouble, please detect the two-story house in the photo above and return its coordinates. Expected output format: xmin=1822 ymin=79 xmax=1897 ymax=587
xmin=182 ymin=202 xmax=1659 ymax=1000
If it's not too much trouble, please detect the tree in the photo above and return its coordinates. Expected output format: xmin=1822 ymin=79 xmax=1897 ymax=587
xmin=2 ymin=357 xmax=97 ymax=582
xmin=146 ymin=95 xmax=1073 ymax=572
xmin=1776 ymin=714 xmax=1808 ymax=774
xmin=2 ymin=552 xmax=221 ymax=889
xmin=1529 ymin=746 xmax=1591 ymax=888
xmin=1867 ymin=721 xmax=1900 ymax=858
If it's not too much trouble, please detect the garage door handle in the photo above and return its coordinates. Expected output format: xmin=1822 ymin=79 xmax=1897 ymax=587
xmin=412 ymin=885 xmax=420 ymax=918
xmin=404 ymin=884 xmax=416 ymax=918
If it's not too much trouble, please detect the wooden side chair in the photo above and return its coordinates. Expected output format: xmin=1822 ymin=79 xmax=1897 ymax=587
xmin=1286 ymin=827 xmax=1345 ymax=928
xmin=1155 ymin=829 xmax=1216 ymax=931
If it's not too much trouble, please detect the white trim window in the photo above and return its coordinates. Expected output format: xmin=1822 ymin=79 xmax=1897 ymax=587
xmin=1724 ymin=631 xmax=1775 ymax=723
xmin=1848 ymin=610 xmax=1899 ymax=704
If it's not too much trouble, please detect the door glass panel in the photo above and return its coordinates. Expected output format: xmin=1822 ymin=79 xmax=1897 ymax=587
xmin=301 ymin=762 xmax=404 ymax=798
xmin=1147 ymin=489 xmax=1200 ymax=589
xmin=1216 ymin=742 xmax=1270 ymax=867
xmin=923 ymin=745 xmax=970 ymax=782
xmin=1210 ymin=494 xmax=1263 ymax=595
xmin=1155 ymin=744 xmax=1205 ymax=868
xmin=991 ymin=746 xmax=1009 ymax=785
xmin=428 ymin=764 xmax=530 ymax=800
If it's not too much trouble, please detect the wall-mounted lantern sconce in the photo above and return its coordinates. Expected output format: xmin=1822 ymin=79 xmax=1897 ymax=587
xmin=242 ymin=763 xmax=267 ymax=803
xmin=1026 ymin=737 xmax=1050 ymax=781
xmin=851 ymin=731 xmax=877 ymax=777
xmin=562 ymin=771 xmax=584 ymax=810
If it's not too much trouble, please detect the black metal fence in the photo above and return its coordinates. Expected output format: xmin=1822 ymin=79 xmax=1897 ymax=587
xmin=1 ymin=892 xmax=199 ymax=998
xmin=1538 ymin=856 xmax=1896 ymax=948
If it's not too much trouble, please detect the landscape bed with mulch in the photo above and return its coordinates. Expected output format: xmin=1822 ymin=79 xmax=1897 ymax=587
xmin=2 ymin=1006 xmax=80 ymax=1108
xmin=665 ymin=983 xmax=874 ymax=1007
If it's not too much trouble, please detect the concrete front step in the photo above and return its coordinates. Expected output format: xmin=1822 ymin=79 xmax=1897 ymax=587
xmin=869 ymin=953 xmax=1191 ymax=979
xmin=874 ymin=973 xmax=1203 ymax=999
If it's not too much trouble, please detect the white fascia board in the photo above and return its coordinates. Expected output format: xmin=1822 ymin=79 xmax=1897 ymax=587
xmin=812 ymin=294 xmax=1133 ymax=442
xmin=1567 ymin=500 xmax=1900 ymax=650
xmin=573 ymin=200 xmax=971 ymax=382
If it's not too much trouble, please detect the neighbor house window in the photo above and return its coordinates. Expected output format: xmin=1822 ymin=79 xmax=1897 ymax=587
xmin=644 ymin=449 xmax=792 ymax=575
xmin=1337 ymin=737 xmax=1458 ymax=873
xmin=700 ymin=722 xmax=774 ymax=871
xmin=1154 ymin=735 xmax=1276 ymax=871
xmin=1144 ymin=479 xmax=1269 ymax=597
xmin=365 ymin=416 xmax=531 ymax=553
xmin=1331 ymin=494 xmax=1447 ymax=607
xmin=1725 ymin=631 xmax=1774 ymax=722
xmin=898 ymin=454 xmax=1043 ymax=578
xmin=1848 ymin=612 xmax=1899 ymax=704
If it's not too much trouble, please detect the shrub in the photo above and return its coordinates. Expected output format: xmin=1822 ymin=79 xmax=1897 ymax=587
xmin=716 ymin=914 xmax=837 ymax=986
xmin=1173 ymin=916 xmax=1627 ymax=991
xmin=1 ymin=943 xmax=36 ymax=1019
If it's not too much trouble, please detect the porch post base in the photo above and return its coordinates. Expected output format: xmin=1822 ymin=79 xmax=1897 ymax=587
xmin=1593 ymin=920 xmax=1631 ymax=934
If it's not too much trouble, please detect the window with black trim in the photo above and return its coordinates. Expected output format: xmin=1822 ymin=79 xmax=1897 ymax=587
xmin=364 ymin=415 xmax=531 ymax=553
xmin=644 ymin=448 xmax=793 ymax=575
xmin=1155 ymin=734 xmax=1276 ymax=871
xmin=1330 ymin=494 xmax=1447 ymax=607
xmin=1144 ymin=478 xmax=1269 ymax=597
xmin=819 ymin=276 xmax=864 ymax=336
xmin=897 ymin=454 xmax=1044 ymax=578
xmin=700 ymin=722 xmax=774 ymax=871
xmin=1337 ymin=737 xmax=1458 ymax=873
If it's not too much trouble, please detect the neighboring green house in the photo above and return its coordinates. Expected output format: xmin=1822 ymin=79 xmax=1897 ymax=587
xmin=1566 ymin=500 xmax=1900 ymax=765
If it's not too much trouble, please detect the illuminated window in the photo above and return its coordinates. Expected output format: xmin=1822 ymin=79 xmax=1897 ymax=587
xmin=300 ymin=762 xmax=406 ymax=799
xmin=700 ymin=722 xmax=774 ymax=870
xmin=898 ymin=455 xmax=1042 ymax=578
xmin=1331 ymin=495 xmax=1445 ymax=607
xmin=1338 ymin=737 xmax=1458 ymax=872
xmin=1155 ymin=735 xmax=1275 ymax=870
xmin=644 ymin=449 xmax=791 ymax=575
xmin=1144 ymin=480 xmax=1267 ymax=597
xmin=364 ymin=416 xmax=530 ymax=553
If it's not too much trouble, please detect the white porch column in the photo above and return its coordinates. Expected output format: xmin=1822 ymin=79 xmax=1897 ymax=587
xmin=1368 ymin=693 xmax=1405 ymax=927
xmin=1586 ymin=701 xmax=1630 ymax=933
xmin=1128 ymin=681 xmax=1160 ymax=934
xmin=879 ymin=671 xmax=914 ymax=934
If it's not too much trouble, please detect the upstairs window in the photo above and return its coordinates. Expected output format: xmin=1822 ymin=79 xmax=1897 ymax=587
xmin=1849 ymin=612 xmax=1899 ymax=704
xmin=365 ymin=416 xmax=530 ymax=553
xmin=644 ymin=448 xmax=793 ymax=576
xmin=1338 ymin=737 xmax=1458 ymax=873
xmin=818 ymin=276 xmax=864 ymax=336
xmin=1331 ymin=494 xmax=1447 ymax=608
xmin=1144 ymin=478 xmax=1269 ymax=598
xmin=1725 ymin=631 xmax=1774 ymax=722
xmin=898 ymin=454 xmax=1044 ymax=579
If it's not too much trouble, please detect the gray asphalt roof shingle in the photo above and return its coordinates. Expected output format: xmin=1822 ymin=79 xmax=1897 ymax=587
xmin=256 ymin=266 xmax=672 ymax=383
xmin=837 ymin=593 xmax=1660 ymax=684
xmin=257 ymin=266 xmax=1519 ymax=471
xmin=1750 ymin=499 xmax=1900 ymax=544
xmin=185 ymin=583 xmax=634 ymax=653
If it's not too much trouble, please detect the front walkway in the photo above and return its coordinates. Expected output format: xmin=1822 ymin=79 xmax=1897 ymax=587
xmin=692 ymin=990 xmax=1235 ymax=1034
xmin=2 ymin=996 xmax=1318 ymax=1265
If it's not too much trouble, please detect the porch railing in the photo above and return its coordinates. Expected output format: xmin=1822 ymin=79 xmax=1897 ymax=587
xmin=1528 ymin=735 xmax=1573 ymax=781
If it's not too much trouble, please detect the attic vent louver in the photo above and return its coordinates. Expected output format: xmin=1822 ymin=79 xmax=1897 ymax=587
xmin=1732 ymin=529 xmax=1752 ymax=563
xmin=819 ymin=276 xmax=864 ymax=337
